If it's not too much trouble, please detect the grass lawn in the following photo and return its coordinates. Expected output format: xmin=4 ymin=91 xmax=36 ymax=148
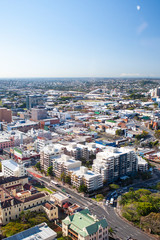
xmin=35 ymin=185 xmax=55 ymax=194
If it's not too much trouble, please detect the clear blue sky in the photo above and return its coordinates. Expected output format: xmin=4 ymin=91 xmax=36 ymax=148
xmin=0 ymin=0 xmax=160 ymax=78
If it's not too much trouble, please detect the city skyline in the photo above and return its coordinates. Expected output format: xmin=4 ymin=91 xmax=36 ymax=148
xmin=0 ymin=0 xmax=160 ymax=78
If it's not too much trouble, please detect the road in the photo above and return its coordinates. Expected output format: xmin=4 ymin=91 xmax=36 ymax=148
xmin=27 ymin=168 xmax=156 ymax=240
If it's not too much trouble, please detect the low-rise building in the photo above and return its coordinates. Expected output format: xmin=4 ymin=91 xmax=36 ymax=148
xmin=0 ymin=176 xmax=58 ymax=225
xmin=62 ymin=209 xmax=108 ymax=240
xmin=1 ymin=160 xmax=26 ymax=178
xmin=51 ymin=192 xmax=69 ymax=207
xmin=4 ymin=222 xmax=57 ymax=240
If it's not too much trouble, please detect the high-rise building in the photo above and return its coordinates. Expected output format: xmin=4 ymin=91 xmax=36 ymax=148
xmin=0 ymin=107 xmax=12 ymax=123
xmin=31 ymin=107 xmax=47 ymax=121
xmin=150 ymin=87 xmax=160 ymax=98
xmin=40 ymin=144 xmax=64 ymax=171
xmin=26 ymin=95 xmax=44 ymax=110
xmin=92 ymin=147 xmax=138 ymax=183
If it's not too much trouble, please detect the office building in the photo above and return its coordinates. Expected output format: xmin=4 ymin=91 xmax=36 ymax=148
xmin=150 ymin=87 xmax=160 ymax=98
xmin=31 ymin=107 xmax=47 ymax=121
xmin=26 ymin=95 xmax=44 ymax=110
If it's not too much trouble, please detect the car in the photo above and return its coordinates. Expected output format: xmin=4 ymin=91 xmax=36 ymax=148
xmin=67 ymin=194 xmax=71 ymax=198
xmin=106 ymin=200 xmax=109 ymax=205
xmin=110 ymin=198 xmax=114 ymax=205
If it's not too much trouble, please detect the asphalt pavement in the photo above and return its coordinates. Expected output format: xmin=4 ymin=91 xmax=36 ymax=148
xmin=27 ymin=169 xmax=157 ymax=240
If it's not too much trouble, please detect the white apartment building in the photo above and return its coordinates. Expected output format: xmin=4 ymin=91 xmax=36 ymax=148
xmin=85 ymin=142 xmax=97 ymax=156
xmin=52 ymin=154 xmax=81 ymax=178
xmin=40 ymin=144 xmax=64 ymax=171
xmin=92 ymin=147 xmax=138 ymax=183
xmin=51 ymin=154 xmax=102 ymax=192
xmin=70 ymin=166 xmax=103 ymax=192
xmin=138 ymin=156 xmax=148 ymax=172
xmin=64 ymin=142 xmax=96 ymax=160
xmin=1 ymin=160 xmax=26 ymax=178
xmin=35 ymin=138 xmax=52 ymax=152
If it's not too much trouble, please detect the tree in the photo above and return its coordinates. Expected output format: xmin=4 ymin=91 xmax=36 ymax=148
xmin=155 ymin=130 xmax=160 ymax=139
xmin=137 ymin=202 xmax=154 ymax=216
xmin=141 ymin=212 xmax=160 ymax=235
xmin=65 ymin=176 xmax=71 ymax=185
xmin=35 ymin=162 xmax=41 ymax=170
xmin=109 ymin=184 xmax=120 ymax=190
xmin=108 ymin=227 xmax=116 ymax=238
xmin=47 ymin=166 xmax=53 ymax=176
xmin=79 ymin=184 xmax=87 ymax=193
xmin=115 ymin=129 xmax=123 ymax=136
xmin=0 ymin=161 xmax=2 ymax=172
xmin=95 ymin=194 xmax=104 ymax=201
xmin=156 ymin=182 xmax=160 ymax=190
xmin=60 ymin=172 xmax=65 ymax=182
xmin=154 ymin=102 xmax=158 ymax=108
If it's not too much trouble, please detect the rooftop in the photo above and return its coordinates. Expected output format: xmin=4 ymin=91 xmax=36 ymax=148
xmin=63 ymin=209 xmax=108 ymax=237
xmin=4 ymin=222 xmax=57 ymax=240
xmin=1 ymin=160 xmax=20 ymax=171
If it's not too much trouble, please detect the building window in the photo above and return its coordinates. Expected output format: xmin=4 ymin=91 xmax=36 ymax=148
xmin=5 ymin=213 xmax=7 ymax=216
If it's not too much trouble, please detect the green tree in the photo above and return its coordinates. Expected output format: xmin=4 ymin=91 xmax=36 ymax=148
xmin=155 ymin=130 xmax=160 ymax=139
xmin=115 ymin=129 xmax=123 ymax=136
xmin=79 ymin=184 xmax=87 ymax=193
xmin=109 ymin=184 xmax=119 ymax=190
xmin=141 ymin=212 xmax=160 ymax=235
xmin=0 ymin=161 xmax=2 ymax=172
xmin=35 ymin=162 xmax=41 ymax=170
xmin=47 ymin=166 xmax=53 ymax=176
xmin=137 ymin=202 xmax=154 ymax=216
xmin=60 ymin=172 xmax=65 ymax=182
xmin=65 ymin=175 xmax=71 ymax=185
xmin=154 ymin=102 xmax=158 ymax=108
xmin=108 ymin=227 xmax=116 ymax=237
xmin=156 ymin=182 xmax=160 ymax=190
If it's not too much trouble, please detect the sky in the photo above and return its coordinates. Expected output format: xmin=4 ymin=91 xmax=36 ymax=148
xmin=0 ymin=0 xmax=160 ymax=78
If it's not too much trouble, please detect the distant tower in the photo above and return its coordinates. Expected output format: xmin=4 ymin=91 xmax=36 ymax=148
xmin=20 ymin=133 xmax=23 ymax=145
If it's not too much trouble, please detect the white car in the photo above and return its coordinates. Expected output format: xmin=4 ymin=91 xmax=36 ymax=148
xmin=106 ymin=200 xmax=109 ymax=205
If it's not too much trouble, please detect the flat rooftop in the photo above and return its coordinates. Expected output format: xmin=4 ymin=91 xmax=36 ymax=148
xmin=4 ymin=222 xmax=57 ymax=240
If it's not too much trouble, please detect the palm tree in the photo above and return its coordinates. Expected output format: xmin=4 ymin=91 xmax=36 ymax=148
xmin=108 ymin=227 xmax=116 ymax=239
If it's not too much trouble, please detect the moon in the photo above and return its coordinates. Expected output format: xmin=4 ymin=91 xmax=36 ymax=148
xmin=137 ymin=5 xmax=141 ymax=11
